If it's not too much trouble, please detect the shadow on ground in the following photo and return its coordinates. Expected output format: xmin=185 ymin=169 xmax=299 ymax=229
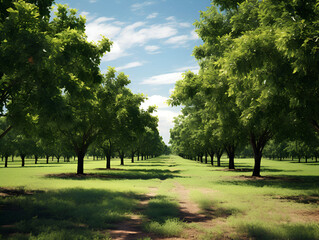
xmin=239 ymin=222 xmax=319 ymax=240
xmin=0 ymin=188 xmax=145 ymax=239
xmin=218 ymin=175 xmax=319 ymax=190
xmin=46 ymin=169 xmax=181 ymax=181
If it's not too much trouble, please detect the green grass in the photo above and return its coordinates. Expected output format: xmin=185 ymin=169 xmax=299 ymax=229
xmin=0 ymin=155 xmax=318 ymax=239
xmin=144 ymin=218 xmax=185 ymax=237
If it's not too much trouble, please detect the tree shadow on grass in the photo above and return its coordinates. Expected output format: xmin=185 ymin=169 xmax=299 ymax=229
xmin=218 ymin=175 xmax=319 ymax=190
xmin=46 ymin=169 xmax=181 ymax=181
xmin=0 ymin=188 xmax=144 ymax=239
xmin=239 ymin=222 xmax=319 ymax=240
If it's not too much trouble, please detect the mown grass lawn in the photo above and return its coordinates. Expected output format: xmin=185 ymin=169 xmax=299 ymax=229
xmin=0 ymin=155 xmax=318 ymax=239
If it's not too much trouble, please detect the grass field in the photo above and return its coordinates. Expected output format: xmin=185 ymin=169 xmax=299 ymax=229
xmin=0 ymin=155 xmax=318 ymax=239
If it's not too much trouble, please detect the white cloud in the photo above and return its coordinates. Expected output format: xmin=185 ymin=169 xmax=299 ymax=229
xmin=141 ymin=66 xmax=200 ymax=85
xmin=85 ymin=17 xmax=120 ymax=42
xmin=141 ymin=72 xmax=183 ymax=85
xmin=102 ymin=22 xmax=177 ymax=61
xmin=166 ymin=16 xmax=176 ymax=21
xmin=116 ymin=61 xmax=144 ymax=71
xmin=145 ymin=45 xmax=160 ymax=54
xmin=157 ymin=110 xmax=180 ymax=144
xmin=190 ymin=29 xmax=199 ymax=40
xmin=141 ymin=95 xmax=169 ymax=110
xmin=102 ymin=42 xmax=128 ymax=61
xmin=175 ymin=65 xmax=200 ymax=72
xmin=165 ymin=35 xmax=189 ymax=45
xmin=131 ymin=1 xmax=155 ymax=11
xmin=165 ymin=30 xmax=200 ymax=47
xmin=141 ymin=95 xmax=180 ymax=144
xmin=146 ymin=12 xmax=158 ymax=19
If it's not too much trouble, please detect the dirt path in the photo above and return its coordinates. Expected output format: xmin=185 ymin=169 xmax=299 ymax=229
xmin=108 ymin=187 xmax=158 ymax=240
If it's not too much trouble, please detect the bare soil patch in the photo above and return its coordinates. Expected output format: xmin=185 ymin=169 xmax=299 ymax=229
xmin=172 ymin=182 xmax=233 ymax=239
xmin=108 ymin=187 xmax=158 ymax=240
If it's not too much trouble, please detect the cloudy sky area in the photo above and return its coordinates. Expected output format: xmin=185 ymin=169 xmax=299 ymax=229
xmin=55 ymin=0 xmax=211 ymax=144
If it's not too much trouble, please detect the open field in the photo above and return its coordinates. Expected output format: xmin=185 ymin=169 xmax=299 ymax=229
xmin=0 ymin=155 xmax=318 ymax=239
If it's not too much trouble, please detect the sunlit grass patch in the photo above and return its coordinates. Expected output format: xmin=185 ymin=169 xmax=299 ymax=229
xmin=144 ymin=218 xmax=185 ymax=237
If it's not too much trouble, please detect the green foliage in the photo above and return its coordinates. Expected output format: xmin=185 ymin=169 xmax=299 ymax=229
xmin=144 ymin=218 xmax=185 ymax=237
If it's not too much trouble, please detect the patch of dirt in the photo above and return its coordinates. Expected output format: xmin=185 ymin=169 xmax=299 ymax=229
xmin=0 ymin=187 xmax=42 ymax=198
xmin=108 ymin=187 xmax=158 ymax=240
xmin=172 ymin=183 xmax=233 ymax=239
xmin=289 ymin=209 xmax=319 ymax=223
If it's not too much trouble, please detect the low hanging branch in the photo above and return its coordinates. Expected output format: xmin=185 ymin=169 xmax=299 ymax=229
xmin=0 ymin=125 xmax=12 ymax=139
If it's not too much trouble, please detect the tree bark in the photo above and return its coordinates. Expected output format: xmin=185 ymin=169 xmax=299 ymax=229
xmin=209 ymin=151 xmax=214 ymax=166
xmin=0 ymin=125 xmax=12 ymax=139
xmin=46 ymin=155 xmax=49 ymax=164
xmin=131 ymin=152 xmax=134 ymax=163
xmin=5 ymin=155 xmax=8 ymax=168
xmin=106 ymin=155 xmax=111 ymax=169
xmin=250 ymin=130 xmax=272 ymax=177
xmin=77 ymin=151 xmax=85 ymax=175
xmin=215 ymin=149 xmax=223 ymax=167
xmin=21 ymin=155 xmax=25 ymax=167
xmin=225 ymin=145 xmax=236 ymax=170
xmin=35 ymin=155 xmax=38 ymax=164
xmin=120 ymin=154 xmax=124 ymax=166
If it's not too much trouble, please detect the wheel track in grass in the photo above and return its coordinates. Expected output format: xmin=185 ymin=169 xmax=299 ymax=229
xmin=171 ymin=182 xmax=232 ymax=240
xmin=108 ymin=187 xmax=158 ymax=240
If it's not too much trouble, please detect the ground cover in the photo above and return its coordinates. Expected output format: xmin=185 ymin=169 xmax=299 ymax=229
xmin=0 ymin=155 xmax=318 ymax=239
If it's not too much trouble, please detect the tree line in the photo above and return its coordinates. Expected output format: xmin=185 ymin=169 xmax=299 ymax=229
xmin=0 ymin=0 xmax=167 ymax=174
xmin=169 ymin=0 xmax=319 ymax=176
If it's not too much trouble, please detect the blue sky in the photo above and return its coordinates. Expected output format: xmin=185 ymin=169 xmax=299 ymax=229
xmin=55 ymin=0 xmax=211 ymax=144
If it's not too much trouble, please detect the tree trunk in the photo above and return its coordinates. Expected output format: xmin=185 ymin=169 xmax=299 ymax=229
xmin=46 ymin=155 xmax=49 ymax=164
xmin=77 ymin=152 xmax=85 ymax=175
xmin=35 ymin=155 xmax=38 ymax=164
xmin=106 ymin=155 xmax=111 ymax=169
xmin=137 ymin=152 xmax=140 ymax=161
xmin=209 ymin=151 xmax=214 ymax=166
xmin=5 ymin=155 xmax=8 ymax=168
xmin=252 ymin=153 xmax=262 ymax=177
xmin=21 ymin=155 xmax=25 ymax=167
xmin=216 ymin=153 xmax=222 ymax=167
xmin=120 ymin=154 xmax=124 ymax=166
xmin=57 ymin=156 xmax=60 ymax=163
xmin=225 ymin=145 xmax=236 ymax=170
xmin=131 ymin=152 xmax=134 ymax=163
xmin=250 ymin=130 xmax=272 ymax=177
xmin=205 ymin=152 xmax=208 ymax=164
xmin=12 ymin=155 xmax=14 ymax=162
